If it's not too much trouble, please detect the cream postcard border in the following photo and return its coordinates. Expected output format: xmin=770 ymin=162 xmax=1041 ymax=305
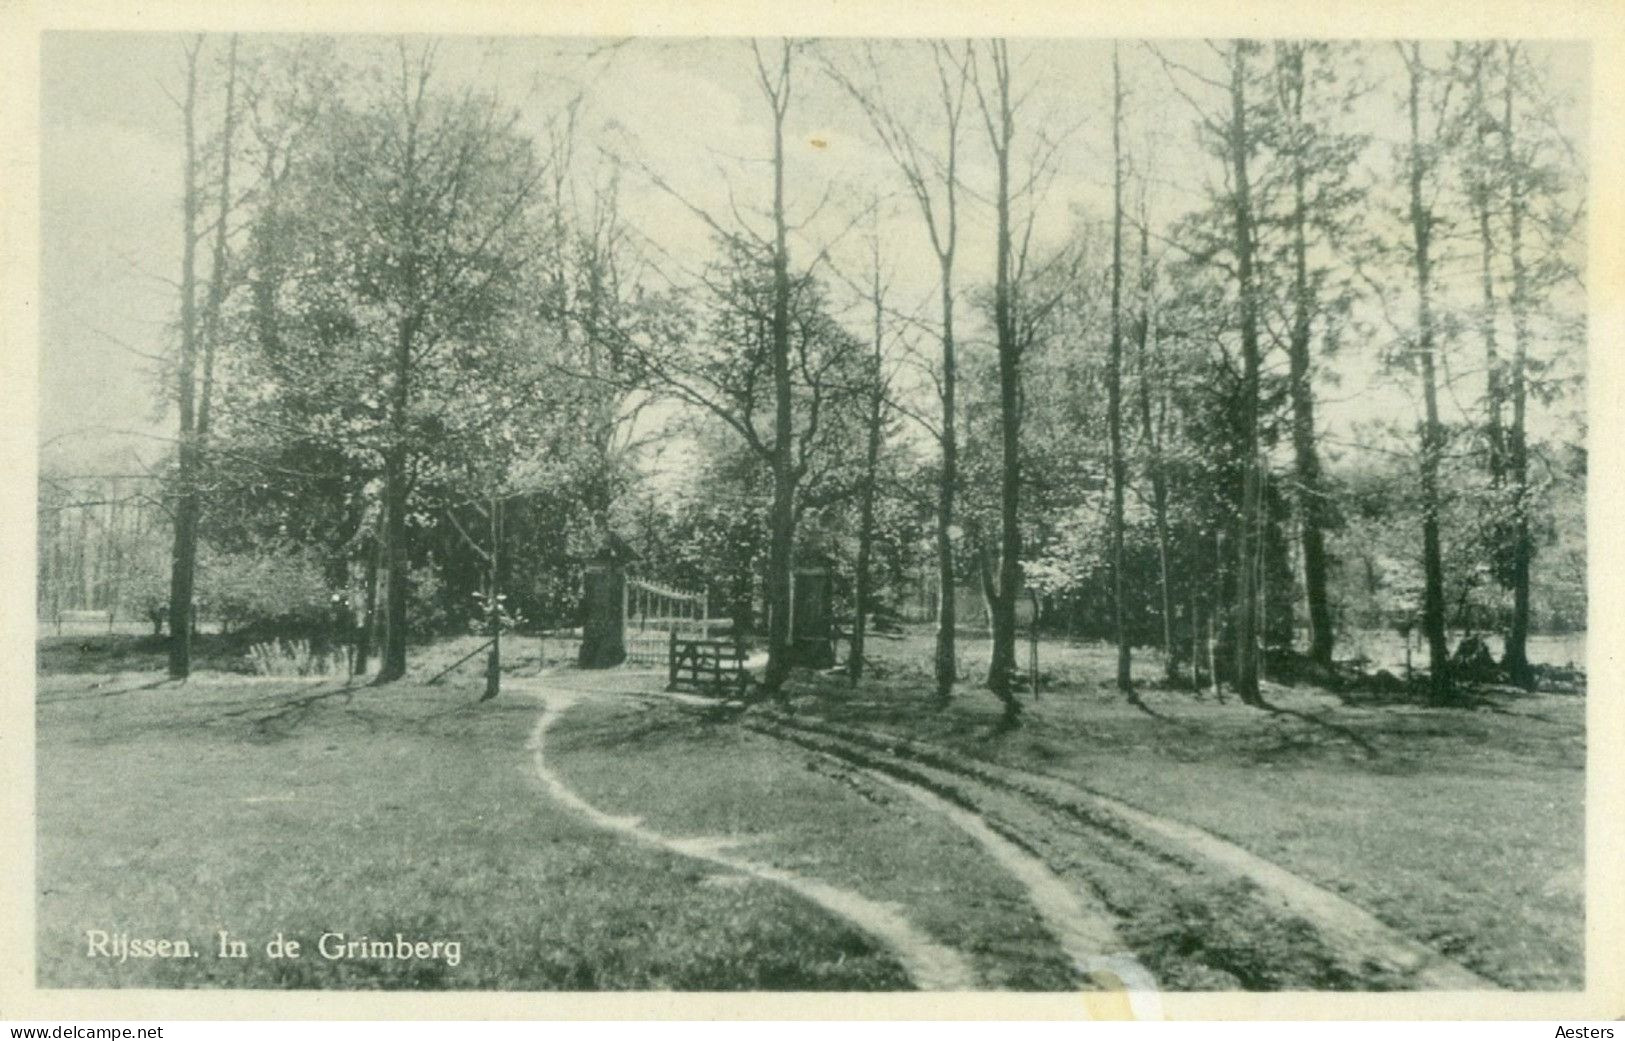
xmin=1 ymin=0 xmax=1620 ymax=1022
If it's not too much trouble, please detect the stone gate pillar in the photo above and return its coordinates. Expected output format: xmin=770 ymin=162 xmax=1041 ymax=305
xmin=578 ymin=549 xmax=627 ymax=669
xmin=791 ymin=555 xmax=835 ymax=668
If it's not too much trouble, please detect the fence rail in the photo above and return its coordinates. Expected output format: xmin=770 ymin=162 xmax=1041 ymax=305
xmin=667 ymin=631 xmax=750 ymax=698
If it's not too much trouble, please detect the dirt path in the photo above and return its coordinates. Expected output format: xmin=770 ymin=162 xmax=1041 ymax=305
xmin=519 ymin=678 xmax=978 ymax=991
xmin=537 ymin=675 xmax=1158 ymax=995
xmin=754 ymin=711 xmax=1493 ymax=991
xmin=517 ymin=668 xmax=1491 ymax=989
xmin=848 ymin=760 xmax=1158 ymax=998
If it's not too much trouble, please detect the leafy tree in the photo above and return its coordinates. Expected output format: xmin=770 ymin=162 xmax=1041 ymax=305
xmin=229 ymin=42 xmax=546 ymax=681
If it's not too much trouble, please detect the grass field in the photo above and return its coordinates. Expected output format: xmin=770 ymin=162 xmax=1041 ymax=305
xmin=34 ymin=627 xmax=1586 ymax=990
xmin=550 ymin=696 xmax=1077 ymax=989
xmin=797 ymin=630 xmax=1586 ymax=989
xmin=36 ymin=668 xmax=911 ymax=990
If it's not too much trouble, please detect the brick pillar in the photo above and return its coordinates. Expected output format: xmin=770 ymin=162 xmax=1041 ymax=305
xmin=578 ymin=560 xmax=626 ymax=668
xmin=791 ymin=560 xmax=834 ymax=668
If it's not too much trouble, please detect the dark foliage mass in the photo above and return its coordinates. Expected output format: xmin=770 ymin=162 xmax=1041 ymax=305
xmin=40 ymin=38 xmax=1584 ymax=705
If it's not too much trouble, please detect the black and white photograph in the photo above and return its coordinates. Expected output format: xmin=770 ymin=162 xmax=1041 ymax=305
xmin=9 ymin=2 xmax=1623 ymax=1022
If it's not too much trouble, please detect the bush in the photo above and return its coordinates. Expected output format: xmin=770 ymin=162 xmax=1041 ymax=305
xmin=199 ymin=545 xmax=331 ymax=634
xmin=407 ymin=562 xmax=455 ymax=639
xmin=246 ymin=638 xmax=354 ymax=677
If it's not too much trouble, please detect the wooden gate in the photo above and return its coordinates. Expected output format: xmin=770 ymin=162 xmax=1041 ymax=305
xmin=667 ymin=631 xmax=750 ymax=698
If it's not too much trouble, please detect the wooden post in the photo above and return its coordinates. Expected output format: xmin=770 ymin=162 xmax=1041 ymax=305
xmin=668 ymin=628 xmax=679 ymax=689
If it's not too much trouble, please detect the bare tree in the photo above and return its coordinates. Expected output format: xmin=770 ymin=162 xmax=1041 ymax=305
xmin=1498 ymin=42 xmax=1535 ymax=690
xmin=1146 ymin=40 xmax=1269 ymax=703
xmin=1131 ymin=196 xmax=1179 ymax=684
xmin=1462 ymin=43 xmax=1507 ymax=495
xmin=1108 ymin=44 xmax=1133 ymax=693
xmin=1398 ymin=41 xmax=1453 ymax=701
xmin=604 ymin=40 xmax=867 ymax=699
xmin=824 ymin=41 xmax=970 ymax=702
xmin=971 ymin=39 xmax=1028 ymax=723
xmin=849 ymin=227 xmax=892 ymax=685
xmin=1223 ymin=41 xmax=1266 ymax=706
xmin=1270 ymin=41 xmax=1347 ymax=670
xmin=168 ymin=35 xmax=238 ymax=678
xmin=757 ymin=39 xmax=799 ymax=698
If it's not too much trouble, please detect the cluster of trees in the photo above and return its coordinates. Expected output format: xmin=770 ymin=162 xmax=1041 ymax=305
xmin=37 ymin=473 xmax=170 ymax=632
xmin=43 ymin=36 xmax=1584 ymax=713
xmin=37 ymin=471 xmax=334 ymax=636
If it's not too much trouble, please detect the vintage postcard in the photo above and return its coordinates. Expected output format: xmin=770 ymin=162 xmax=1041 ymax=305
xmin=3 ymin=0 xmax=1622 ymax=1023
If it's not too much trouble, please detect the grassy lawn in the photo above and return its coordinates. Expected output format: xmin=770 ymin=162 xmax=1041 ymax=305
xmin=35 ymin=663 xmax=909 ymax=990
xmin=35 ymin=630 xmax=574 ymax=680
xmin=796 ymin=629 xmax=1585 ymax=990
xmin=35 ymin=628 xmax=1585 ymax=991
xmin=549 ymin=695 xmax=1077 ymax=989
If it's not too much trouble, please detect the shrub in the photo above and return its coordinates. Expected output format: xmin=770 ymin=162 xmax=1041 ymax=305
xmin=200 ymin=545 xmax=331 ymax=634
xmin=246 ymin=638 xmax=354 ymax=677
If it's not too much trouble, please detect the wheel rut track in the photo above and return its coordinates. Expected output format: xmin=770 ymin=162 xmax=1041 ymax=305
xmin=523 ymin=686 xmax=979 ymax=990
xmin=747 ymin=709 xmax=1494 ymax=992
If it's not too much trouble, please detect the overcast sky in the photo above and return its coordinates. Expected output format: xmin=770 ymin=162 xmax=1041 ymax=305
xmin=38 ymin=34 xmax=1589 ymax=476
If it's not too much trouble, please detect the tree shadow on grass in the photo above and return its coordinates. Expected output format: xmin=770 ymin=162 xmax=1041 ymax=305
xmin=1122 ymin=686 xmax=1177 ymax=722
xmin=1462 ymin=697 xmax=1585 ymax=732
xmin=198 ymin=681 xmax=359 ymax=740
xmin=1252 ymin=696 xmax=1380 ymax=759
xmin=36 ymin=676 xmax=181 ymax=706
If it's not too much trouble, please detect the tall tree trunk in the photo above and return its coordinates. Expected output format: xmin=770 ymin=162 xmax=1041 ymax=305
xmin=1135 ymin=221 xmax=1177 ymax=684
xmin=760 ymin=44 xmax=796 ymax=700
xmin=1262 ymin=481 xmax=1297 ymax=649
xmin=482 ymin=496 xmax=502 ymax=701
xmin=976 ymin=532 xmax=998 ymax=632
xmin=934 ymin=274 xmax=959 ymax=701
xmin=851 ymin=435 xmax=879 ymax=684
xmin=1227 ymin=42 xmax=1264 ymax=705
xmin=827 ymin=43 xmax=966 ymax=702
xmin=196 ymin=37 xmax=237 ymax=449
xmin=377 ymin=322 xmax=412 ymax=682
xmin=930 ymin=50 xmax=966 ymax=705
xmin=1472 ymin=48 xmax=1507 ymax=492
xmin=1404 ymin=46 xmax=1452 ymax=701
xmin=377 ymin=76 xmax=425 ymax=684
xmin=1108 ymin=46 xmax=1132 ymax=693
xmin=982 ymin=43 xmax=1022 ymax=723
xmin=355 ymin=533 xmax=380 ymax=675
xmin=1279 ymin=45 xmax=1336 ymax=669
xmin=1500 ymin=44 xmax=1535 ymax=690
xmin=1186 ymin=545 xmax=1202 ymax=687
xmin=167 ymin=39 xmax=204 ymax=680
xmin=851 ymin=255 xmax=886 ymax=685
